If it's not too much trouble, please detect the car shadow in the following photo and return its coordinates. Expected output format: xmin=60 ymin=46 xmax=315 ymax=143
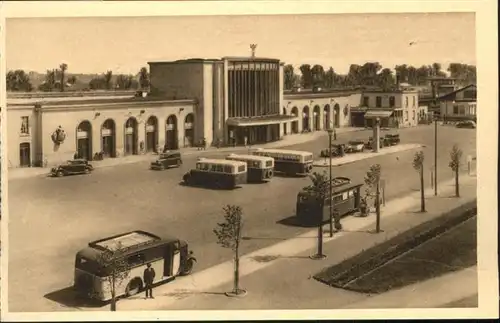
xmin=44 ymin=287 xmax=107 ymax=309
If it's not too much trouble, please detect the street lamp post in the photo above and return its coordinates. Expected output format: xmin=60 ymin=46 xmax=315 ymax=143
xmin=434 ymin=111 xmax=438 ymax=196
xmin=327 ymin=128 xmax=334 ymax=237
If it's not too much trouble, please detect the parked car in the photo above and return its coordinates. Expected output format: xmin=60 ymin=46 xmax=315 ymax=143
xmin=320 ymin=144 xmax=346 ymax=158
xmin=383 ymin=134 xmax=401 ymax=146
xmin=366 ymin=137 xmax=385 ymax=150
xmin=456 ymin=120 xmax=476 ymax=129
xmin=50 ymin=159 xmax=94 ymax=177
xmin=150 ymin=151 xmax=183 ymax=170
xmin=345 ymin=140 xmax=365 ymax=153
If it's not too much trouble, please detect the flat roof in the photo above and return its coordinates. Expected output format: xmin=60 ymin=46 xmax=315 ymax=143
xmin=7 ymin=96 xmax=195 ymax=108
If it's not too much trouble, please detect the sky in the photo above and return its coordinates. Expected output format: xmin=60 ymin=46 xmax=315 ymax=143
xmin=6 ymin=12 xmax=476 ymax=75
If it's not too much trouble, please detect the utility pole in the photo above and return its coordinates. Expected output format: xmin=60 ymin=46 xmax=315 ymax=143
xmin=434 ymin=113 xmax=438 ymax=196
xmin=376 ymin=180 xmax=381 ymax=233
xmin=328 ymin=128 xmax=334 ymax=237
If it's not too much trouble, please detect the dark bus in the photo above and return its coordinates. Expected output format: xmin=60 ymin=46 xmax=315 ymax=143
xmin=252 ymin=148 xmax=314 ymax=176
xmin=225 ymin=153 xmax=274 ymax=183
xmin=296 ymin=177 xmax=364 ymax=225
xmin=182 ymin=158 xmax=247 ymax=189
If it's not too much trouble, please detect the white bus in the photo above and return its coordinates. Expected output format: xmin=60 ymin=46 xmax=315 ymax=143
xmin=252 ymin=148 xmax=314 ymax=176
xmin=74 ymin=230 xmax=197 ymax=301
xmin=182 ymin=158 xmax=247 ymax=189
xmin=225 ymin=153 xmax=274 ymax=182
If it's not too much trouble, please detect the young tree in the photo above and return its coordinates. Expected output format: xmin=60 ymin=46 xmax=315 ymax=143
xmin=213 ymin=205 xmax=246 ymax=296
xmin=412 ymin=151 xmax=426 ymax=212
xmin=304 ymin=171 xmax=329 ymax=258
xmin=91 ymin=242 xmax=130 ymax=311
xmin=139 ymin=67 xmax=150 ymax=90
xmin=449 ymin=144 xmax=463 ymax=197
xmin=364 ymin=164 xmax=382 ymax=232
xmin=39 ymin=69 xmax=57 ymax=92
xmin=59 ymin=63 xmax=68 ymax=92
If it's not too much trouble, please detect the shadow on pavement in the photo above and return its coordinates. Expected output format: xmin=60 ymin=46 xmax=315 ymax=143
xmin=276 ymin=215 xmax=316 ymax=228
xmin=157 ymin=289 xmax=227 ymax=300
xmin=44 ymin=287 xmax=106 ymax=309
xmin=177 ymin=181 xmax=243 ymax=191
xmin=250 ymin=254 xmax=312 ymax=263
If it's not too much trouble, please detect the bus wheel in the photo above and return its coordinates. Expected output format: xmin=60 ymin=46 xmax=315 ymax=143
xmin=56 ymin=171 xmax=64 ymax=177
xmin=183 ymin=174 xmax=190 ymax=184
xmin=125 ymin=278 xmax=143 ymax=297
xmin=180 ymin=258 xmax=195 ymax=276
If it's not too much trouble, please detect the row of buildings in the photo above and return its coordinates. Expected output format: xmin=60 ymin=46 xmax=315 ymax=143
xmin=5 ymin=55 xmax=477 ymax=169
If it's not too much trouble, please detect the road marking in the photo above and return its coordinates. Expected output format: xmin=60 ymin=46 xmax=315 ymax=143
xmin=118 ymin=175 xmax=476 ymax=310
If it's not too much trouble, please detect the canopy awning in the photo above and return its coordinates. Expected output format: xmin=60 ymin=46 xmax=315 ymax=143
xmin=364 ymin=109 xmax=394 ymax=119
xmin=227 ymin=114 xmax=298 ymax=127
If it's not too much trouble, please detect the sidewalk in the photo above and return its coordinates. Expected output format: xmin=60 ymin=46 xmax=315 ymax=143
xmin=7 ymin=127 xmax=362 ymax=181
xmin=313 ymin=143 xmax=424 ymax=167
xmin=118 ymin=174 xmax=477 ymax=311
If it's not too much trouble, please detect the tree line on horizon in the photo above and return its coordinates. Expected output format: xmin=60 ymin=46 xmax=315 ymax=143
xmin=283 ymin=62 xmax=477 ymax=91
xmin=6 ymin=61 xmax=476 ymax=93
xmin=6 ymin=64 xmax=151 ymax=93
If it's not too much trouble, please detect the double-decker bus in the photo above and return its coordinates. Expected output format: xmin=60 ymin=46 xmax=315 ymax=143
xmin=182 ymin=158 xmax=247 ymax=189
xmin=296 ymin=177 xmax=364 ymax=225
xmin=225 ymin=153 xmax=274 ymax=183
xmin=73 ymin=230 xmax=197 ymax=301
xmin=252 ymin=148 xmax=314 ymax=176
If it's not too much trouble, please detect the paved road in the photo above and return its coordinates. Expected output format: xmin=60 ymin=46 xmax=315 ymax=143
xmin=7 ymin=125 xmax=476 ymax=312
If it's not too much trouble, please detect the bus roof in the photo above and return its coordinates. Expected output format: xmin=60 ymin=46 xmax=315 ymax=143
xmin=226 ymin=153 xmax=273 ymax=162
xmin=254 ymin=148 xmax=313 ymax=156
xmin=197 ymin=158 xmax=247 ymax=167
xmin=299 ymin=177 xmax=364 ymax=195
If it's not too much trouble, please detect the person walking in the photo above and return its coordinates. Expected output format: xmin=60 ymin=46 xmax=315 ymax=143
xmin=143 ymin=263 xmax=156 ymax=299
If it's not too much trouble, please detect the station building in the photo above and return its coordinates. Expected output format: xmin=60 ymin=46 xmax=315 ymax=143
xmin=6 ymin=55 xmax=420 ymax=169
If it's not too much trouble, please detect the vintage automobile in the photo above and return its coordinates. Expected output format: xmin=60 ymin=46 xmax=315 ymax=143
xmin=150 ymin=151 xmax=183 ymax=170
xmin=50 ymin=159 xmax=94 ymax=177
xmin=383 ymin=134 xmax=401 ymax=146
xmin=456 ymin=120 xmax=476 ymax=129
xmin=74 ymin=230 xmax=197 ymax=301
xmin=320 ymin=144 xmax=346 ymax=158
xmin=345 ymin=140 xmax=365 ymax=153
xmin=366 ymin=137 xmax=385 ymax=150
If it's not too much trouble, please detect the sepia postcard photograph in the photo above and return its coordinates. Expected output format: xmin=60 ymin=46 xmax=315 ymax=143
xmin=0 ymin=1 xmax=498 ymax=321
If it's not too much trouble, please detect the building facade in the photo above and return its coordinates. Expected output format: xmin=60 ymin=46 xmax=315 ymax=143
xmin=439 ymin=84 xmax=477 ymax=121
xmin=350 ymin=89 xmax=419 ymax=128
xmin=6 ymin=55 xmax=422 ymax=168
xmin=8 ymin=98 xmax=196 ymax=168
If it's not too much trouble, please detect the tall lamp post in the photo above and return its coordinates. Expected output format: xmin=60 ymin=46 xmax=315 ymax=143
xmin=327 ymin=127 xmax=334 ymax=237
xmin=434 ymin=111 xmax=438 ymax=196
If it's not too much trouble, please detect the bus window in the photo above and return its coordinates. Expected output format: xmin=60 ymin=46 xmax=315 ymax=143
xmin=265 ymin=160 xmax=273 ymax=167
xmin=127 ymin=253 xmax=145 ymax=267
xmin=215 ymin=165 xmax=223 ymax=172
xmin=223 ymin=165 xmax=231 ymax=173
xmin=342 ymin=192 xmax=348 ymax=200
xmin=238 ymin=165 xmax=246 ymax=172
xmin=333 ymin=195 xmax=342 ymax=203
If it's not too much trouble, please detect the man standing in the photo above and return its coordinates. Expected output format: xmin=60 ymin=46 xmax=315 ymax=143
xmin=143 ymin=263 xmax=156 ymax=299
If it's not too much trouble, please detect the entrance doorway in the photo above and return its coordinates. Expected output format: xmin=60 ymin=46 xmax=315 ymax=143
xmin=184 ymin=113 xmax=194 ymax=147
xmin=76 ymin=120 xmax=92 ymax=160
xmin=165 ymin=115 xmax=178 ymax=150
xmin=145 ymin=116 xmax=158 ymax=152
xmin=19 ymin=142 xmax=31 ymax=167
xmin=291 ymin=107 xmax=299 ymax=133
xmin=101 ymin=119 xmax=116 ymax=158
xmin=124 ymin=117 xmax=138 ymax=155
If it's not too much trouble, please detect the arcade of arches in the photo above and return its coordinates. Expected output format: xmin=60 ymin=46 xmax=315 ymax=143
xmin=73 ymin=113 xmax=196 ymax=160
xmin=282 ymin=103 xmax=343 ymax=135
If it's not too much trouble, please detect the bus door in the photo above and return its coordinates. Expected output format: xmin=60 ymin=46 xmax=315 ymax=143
xmin=163 ymin=241 xmax=181 ymax=276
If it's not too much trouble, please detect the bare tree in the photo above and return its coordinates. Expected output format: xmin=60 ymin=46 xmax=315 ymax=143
xmin=412 ymin=151 xmax=426 ymax=212
xmin=213 ymin=205 xmax=246 ymax=296
xmin=364 ymin=164 xmax=382 ymax=232
xmin=92 ymin=242 xmax=130 ymax=311
xmin=449 ymin=144 xmax=463 ymax=197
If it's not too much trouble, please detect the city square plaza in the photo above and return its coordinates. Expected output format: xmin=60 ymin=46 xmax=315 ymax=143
xmin=6 ymin=123 xmax=477 ymax=312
